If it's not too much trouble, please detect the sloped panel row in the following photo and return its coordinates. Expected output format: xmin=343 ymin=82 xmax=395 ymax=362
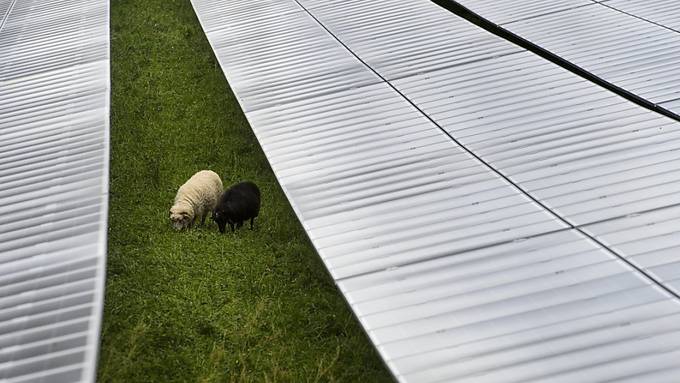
xmin=391 ymin=53 xmax=680 ymax=226
xmin=299 ymin=0 xmax=522 ymax=80
xmin=201 ymin=4 xmax=379 ymax=112
xmin=0 ymin=0 xmax=109 ymax=382
xmin=585 ymin=205 xmax=680 ymax=295
xmin=604 ymin=0 xmax=680 ymax=33
xmin=0 ymin=0 xmax=13 ymax=26
xmin=190 ymin=0 xmax=302 ymax=33
xmin=454 ymin=0 xmax=680 ymax=115
xmin=193 ymin=0 xmax=680 ymax=382
xmin=437 ymin=0 xmax=593 ymax=25
xmin=248 ymin=83 xmax=569 ymax=280
xmin=339 ymin=230 xmax=680 ymax=383
xmin=301 ymin=0 xmax=680 ymax=290
xmin=661 ymin=98 xmax=680 ymax=111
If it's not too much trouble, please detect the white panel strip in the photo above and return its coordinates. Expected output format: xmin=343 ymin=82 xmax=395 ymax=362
xmin=0 ymin=0 xmax=109 ymax=381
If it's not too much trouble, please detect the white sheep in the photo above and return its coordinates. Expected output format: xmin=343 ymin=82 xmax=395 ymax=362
xmin=170 ymin=170 xmax=223 ymax=230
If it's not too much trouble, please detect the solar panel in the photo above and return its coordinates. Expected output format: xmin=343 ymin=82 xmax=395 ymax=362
xmin=454 ymin=0 xmax=680 ymax=115
xmin=193 ymin=0 xmax=680 ymax=381
xmin=0 ymin=0 xmax=109 ymax=381
xmin=604 ymin=0 xmax=680 ymax=33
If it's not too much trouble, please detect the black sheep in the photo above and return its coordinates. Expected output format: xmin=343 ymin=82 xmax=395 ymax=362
xmin=212 ymin=181 xmax=261 ymax=233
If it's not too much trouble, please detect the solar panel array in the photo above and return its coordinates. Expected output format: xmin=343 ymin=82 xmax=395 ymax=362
xmin=454 ymin=0 xmax=680 ymax=115
xmin=0 ymin=0 xmax=109 ymax=382
xmin=193 ymin=0 xmax=680 ymax=381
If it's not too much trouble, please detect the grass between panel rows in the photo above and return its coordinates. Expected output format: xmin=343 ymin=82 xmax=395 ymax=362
xmin=99 ymin=1 xmax=392 ymax=381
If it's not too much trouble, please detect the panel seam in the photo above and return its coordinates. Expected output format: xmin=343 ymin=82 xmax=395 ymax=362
xmin=596 ymin=1 xmax=680 ymax=34
xmin=433 ymin=0 xmax=680 ymax=122
xmin=0 ymin=0 xmax=17 ymax=33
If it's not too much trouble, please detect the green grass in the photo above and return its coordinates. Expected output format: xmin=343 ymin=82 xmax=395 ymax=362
xmin=99 ymin=1 xmax=392 ymax=381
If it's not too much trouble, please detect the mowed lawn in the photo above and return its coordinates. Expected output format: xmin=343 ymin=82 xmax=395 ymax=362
xmin=99 ymin=1 xmax=392 ymax=381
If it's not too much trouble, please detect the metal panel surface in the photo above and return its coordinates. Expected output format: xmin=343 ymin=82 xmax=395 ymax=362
xmin=307 ymin=0 xmax=680 ymax=295
xmin=200 ymin=4 xmax=380 ymax=112
xmin=299 ymin=0 xmax=680 ymax=227
xmin=0 ymin=0 xmax=13 ymax=26
xmin=297 ymin=0 xmax=522 ymax=80
xmin=391 ymin=51 xmax=680 ymax=226
xmin=439 ymin=0 xmax=593 ymax=25
xmin=193 ymin=0 xmax=680 ymax=382
xmin=661 ymin=98 xmax=680 ymax=112
xmin=455 ymin=0 xmax=680 ymax=114
xmin=0 ymin=0 xmax=109 ymax=382
xmin=339 ymin=229 xmax=680 ymax=383
xmin=584 ymin=205 xmax=680 ymax=295
xmin=191 ymin=0 xmax=302 ymax=33
xmin=246 ymin=83 xmax=567 ymax=280
xmin=605 ymin=0 xmax=680 ymax=33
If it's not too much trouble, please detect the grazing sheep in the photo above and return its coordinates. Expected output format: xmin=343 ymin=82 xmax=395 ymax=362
xmin=213 ymin=181 xmax=260 ymax=233
xmin=170 ymin=170 xmax=223 ymax=230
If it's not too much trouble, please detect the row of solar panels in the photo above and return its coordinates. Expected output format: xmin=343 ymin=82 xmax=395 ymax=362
xmin=0 ymin=0 xmax=109 ymax=382
xmin=453 ymin=0 xmax=680 ymax=116
xmin=192 ymin=0 xmax=680 ymax=382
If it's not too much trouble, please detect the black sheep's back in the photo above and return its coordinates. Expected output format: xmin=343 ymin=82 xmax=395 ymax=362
xmin=223 ymin=181 xmax=260 ymax=220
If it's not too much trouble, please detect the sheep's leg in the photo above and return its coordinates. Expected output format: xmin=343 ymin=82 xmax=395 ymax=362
xmin=201 ymin=211 xmax=207 ymax=226
xmin=249 ymin=217 xmax=254 ymax=229
xmin=229 ymin=222 xmax=235 ymax=232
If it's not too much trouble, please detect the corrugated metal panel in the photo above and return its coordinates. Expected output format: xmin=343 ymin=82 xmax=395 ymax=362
xmin=605 ymin=0 xmax=680 ymax=32
xmin=201 ymin=5 xmax=379 ymax=112
xmin=301 ymin=0 xmax=680 ymax=227
xmin=584 ymin=205 xmax=680 ymax=295
xmin=391 ymin=52 xmax=680 ymax=226
xmin=298 ymin=0 xmax=521 ymax=80
xmin=436 ymin=0 xmax=593 ymax=25
xmin=190 ymin=0 xmax=303 ymax=33
xmin=455 ymin=0 xmax=680 ymax=114
xmin=301 ymin=0 xmax=680 ymax=318
xmin=661 ymin=98 xmax=680 ymax=111
xmin=0 ymin=0 xmax=109 ymax=382
xmin=247 ymin=82 xmax=568 ymax=280
xmin=0 ymin=0 xmax=13 ymax=26
xmin=340 ymin=229 xmax=680 ymax=383
xmin=192 ymin=0 xmax=680 ymax=381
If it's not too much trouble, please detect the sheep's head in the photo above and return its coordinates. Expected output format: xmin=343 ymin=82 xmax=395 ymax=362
xmin=212 ymin=209 xmax=227 ymax=233
xmin=170 ymin=206 xmax=192 ymax=230
xmin=212 ymin=207 xmax=236 ymax=233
